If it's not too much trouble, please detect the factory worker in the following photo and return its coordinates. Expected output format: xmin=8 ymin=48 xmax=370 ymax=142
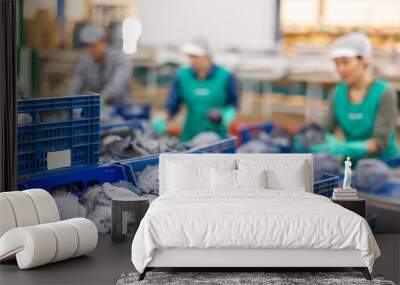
xmin=68 ymin=24 xmax=133 ymax=106
xmin=311 ymin=32 xmax=399 ymax=160
xmin=152 ymin=37 xmax=238 ymax=142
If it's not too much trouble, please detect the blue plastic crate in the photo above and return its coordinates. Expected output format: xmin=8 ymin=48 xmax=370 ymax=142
xmin=384 ymin=156 xmax=400 ymax=168
xmin=100 ymin=119 xmax=146 ymax=132
xmin=18 ymin=164 xmax=130 ymax=197
xmin=186 ymin=136 xmax=237 ymax=154
xmin=240 ymin=123 xmax=275 ymax=144
xmin=18 ymin=95 xmax=100 ymax=178
xmin=113 ymin=104 xmax=151 ymax=120
xmin=117 ymin=154 xmax=161 ymax=187
xmin=314 ymin=173 xmax=339 ymax=198
xmin=239 ymin=122 xmax=292 ymax=153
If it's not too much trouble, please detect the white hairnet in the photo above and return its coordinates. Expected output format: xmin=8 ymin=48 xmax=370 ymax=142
xmin=80 ymin=24 xmax=106 ymax=45
xmin=181 ymin=37 xmax=211 ymax=57
xmin=330 ymin=32 xmax=372 ymax=60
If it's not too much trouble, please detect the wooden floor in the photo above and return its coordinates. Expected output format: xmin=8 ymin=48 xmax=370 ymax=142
xmin=1 ymin=234 xmax=399 ymax=285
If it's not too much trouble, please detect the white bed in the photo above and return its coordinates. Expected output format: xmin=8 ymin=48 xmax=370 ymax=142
xmin=131 ymin=154 xmax=380 ymax=280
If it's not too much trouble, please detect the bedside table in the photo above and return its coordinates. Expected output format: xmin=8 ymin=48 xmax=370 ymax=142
xmin=332 ymin=198 xmax=366 ymax=218
xmin=112 ymin=198 xmax=149 ymax=242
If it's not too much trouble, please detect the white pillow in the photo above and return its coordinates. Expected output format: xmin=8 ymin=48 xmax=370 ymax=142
xmin=211 ymin=169 xmax=267 ymax=191
xmin=266 ymin=167 xmax=306 ymax=192
xmin=166 ymin=159 xmax=236 ymax=192
xmin=167 ymin=162 xmax=211 ymax=191
xmin=211 ymin=168 xmax=236 ymax=190
xmin=238 ymin=159 xmax=307 ymax=192
xmin=236 ymin=169 xmax=267 ymax=189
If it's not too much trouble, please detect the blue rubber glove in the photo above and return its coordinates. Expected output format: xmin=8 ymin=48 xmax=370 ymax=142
xmin=206 ymin=106 xmax=236 ymax=127
xmin=221 ymin=106 xmax=236 ymax=129
xmin=310 ymin=133 xmax=368 ymax=159
xmin=151 ymin=115 xmax=167 ymax=135
xmin=100 ymin=97 xmax=106 ymax=112
xmin=341 ymin=140 xmax=369 ymax=159
xmin=294 ymin=135 xmax=304 ymax=153
xmin=294 ymin=131 xmax=330 ymax=153
xmin=310 ymin=133 xmax=342 ymax=154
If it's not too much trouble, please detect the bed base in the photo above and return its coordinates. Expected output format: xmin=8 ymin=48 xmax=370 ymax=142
xmin=137 ymin=248 xmax=372 ymax=281
xmin=138 ymin=267 xmax=371 ymax=281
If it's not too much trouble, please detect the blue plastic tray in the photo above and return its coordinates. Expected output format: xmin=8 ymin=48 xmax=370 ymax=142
xmin=384 ymin=156 xmax=400 ymax=168
xmin=240 ymin=123 xmax=275 ymax=144
xmin=113 ymin=104 xmax=151 ymax=120
xmin=117 ymin=154 xmax=161 ymax=187
xmin=18 ymin=95 xmax=100 ymax=178
xmin=239 ymin=123 xmax=292 ymax=153
xmin=186 ymin=136 xmax=237 ymax=154
xmin=314 ymin=173 xmax=339 ymax=198
xmin=18 ymin=164 xmax=129 ymax=197
xmin=100 ymin=119 xmax=146 ymax=132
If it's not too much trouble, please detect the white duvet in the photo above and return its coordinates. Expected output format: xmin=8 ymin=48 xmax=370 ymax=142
xmin=131 ymin=190 xmax=380 ymax=273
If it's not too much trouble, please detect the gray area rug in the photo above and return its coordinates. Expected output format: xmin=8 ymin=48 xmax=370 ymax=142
xmin=116 ymin=271 xmax=396 ymax=285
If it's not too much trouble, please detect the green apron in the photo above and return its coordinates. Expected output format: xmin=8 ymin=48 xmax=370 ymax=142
xmin=334 ymin=80 xmax=399 ymax=159
xmin=177 ymin=66 xmax=232 ymax=142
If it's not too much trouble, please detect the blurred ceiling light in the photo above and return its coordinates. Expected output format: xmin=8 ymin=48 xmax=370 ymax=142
xmin=122 ymin=17 xmax=142 ymax=54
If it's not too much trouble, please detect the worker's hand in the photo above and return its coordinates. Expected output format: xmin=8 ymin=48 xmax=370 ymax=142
xmin=206 ymin=108 xmax=223 ymax=125
xmin=294 ymin=132 xmax=336 ymax=153
xmin=310 ymin=133 xmax=343 ymax=154
xmin=100 ymin=96 xmax=112 ymax=111
xmin=151 ymin=112 xmax=169 ymax=135
xmin=100 ymin=97 xmax=106 ymax=111
xmin=309 ymin=133 xmax=368 ymax=159
xmin=103 ymin=96 xmax=112 ymax=105
xmin=293 ymin=134 xmax=304 ymax=152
